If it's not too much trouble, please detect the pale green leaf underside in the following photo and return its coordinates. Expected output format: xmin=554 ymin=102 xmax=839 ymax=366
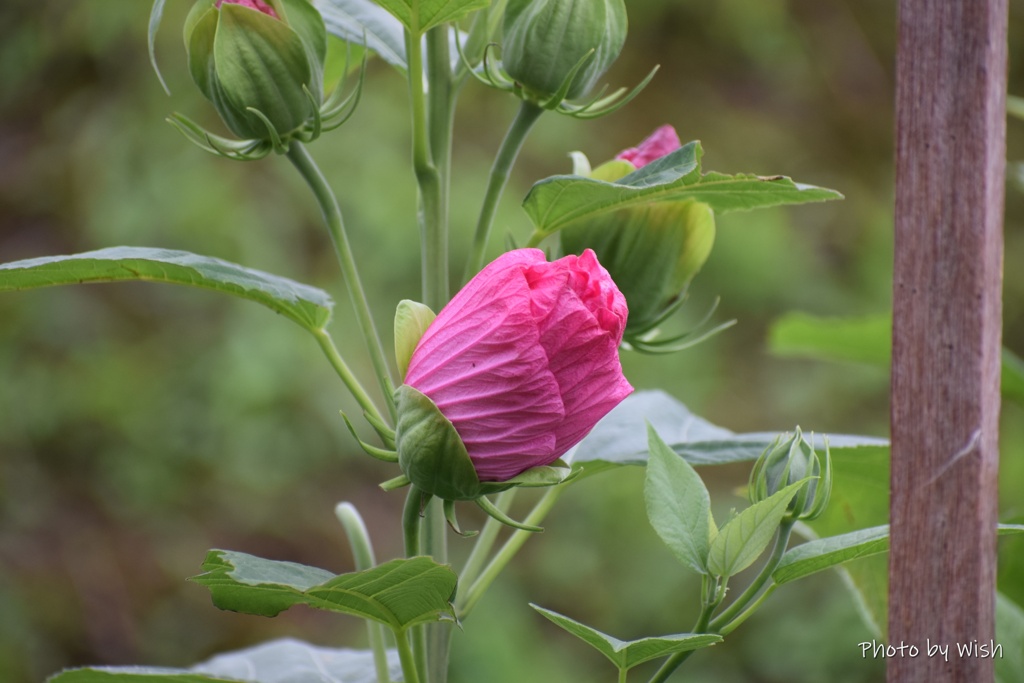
xmin=773 ymin=524 xmax=1024 ymax=586
xmin=315 ymin=0 xmax=408 ymax=69
xmin=523 ymin=140 xmax=842 ymax=235
xmin=531 ymin=605 xmax=721 ymax=670
xmin=568 ymin=390 xmax=888 ymax=474
xmin=708 ymin=479 xmax=809 ymax=578
xmin=373 ymin=0 xmax=488 ymax=34
xmin=48 ymin=638 xmax=402 ymax=683
xmin=0 ymin=247 xmax=333 ymax=332
xmin=192 ymin=550 xmax=457 ymax=631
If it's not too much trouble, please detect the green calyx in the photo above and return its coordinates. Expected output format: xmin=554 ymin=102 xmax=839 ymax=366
xmin=461 ymin=0 xmax=655 ymax=119
xmin=176 ymin=0 xmax=363 ymax=159
xmin=749 ymin=428 xmax=832 ymax=522
xmin=389 ymin=384 xmax=575 ymax=533
xmin=395 ymin=384 xmax=485 ymax=502
xmin=393 ymin=300 xmax=436 ymax=381
xmin=503 ymin=0 xmax=626 ymax=102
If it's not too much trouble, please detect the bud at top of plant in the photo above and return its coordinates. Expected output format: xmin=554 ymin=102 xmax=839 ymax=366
xmin=184 ymin=0 xmax=327 ymax=140
xmin=398 ymin=248 xmax=632 ymax=485
xmin=749 ymin=428 xmax=832 ymax=522
xmin=502 ymin=0 xmax=627 ymax=102
xmin=560 ymin=126 xmax=715 ymax=336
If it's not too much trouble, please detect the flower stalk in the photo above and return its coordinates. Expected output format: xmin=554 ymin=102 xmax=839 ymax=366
xmin=463 ymin=100 xmax=544 ymax=282
xmin=286 ymin=142 xmax=396 ymax=418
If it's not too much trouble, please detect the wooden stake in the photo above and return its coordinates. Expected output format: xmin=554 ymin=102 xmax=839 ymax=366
xmin=890 ymin=0 xmax=1006 ymax=681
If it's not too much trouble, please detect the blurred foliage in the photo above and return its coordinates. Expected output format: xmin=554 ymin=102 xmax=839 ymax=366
xmin=2 ymin=0 xmax=1024 ymax=681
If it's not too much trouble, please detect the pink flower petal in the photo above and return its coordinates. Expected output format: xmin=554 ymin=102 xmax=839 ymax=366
xmin=616 ymin=125 xmax=681 ymax=168
xmin=405 ymin=248 xmax=633 ymax=481
xmin=216 ymin=0 xmax=278 ymax=19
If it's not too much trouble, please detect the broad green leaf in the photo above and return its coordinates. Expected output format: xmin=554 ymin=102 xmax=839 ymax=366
xmin=192 ymin=550 xmax=457 ymax=631
xmin=768 ymin=311 xmax=891 ymax=367
xmin=774 ymin=524 xmax=1024 ymax=587
xmin=800 ymin=444 xmax=890 ymax=635
xmin=523 ymin=140 xmax=841 ymax=236
xmin=373 ymin=0 xmax=487 ymax=35
xmin=49 ymin=674 xmax=238 ymax=683
xmin=708 ymin=479 xmax=809 ymax=578
xmin=773 ymin=525 xmax=890 ymax=585
xmin=997 ymin=593 xmax=1024 ymax=683
xmin=645 ymin=424 xmax=712 ymax=574
xmin=768 ymin=311 xmax=1024 ymax=406
xmin=531 ymin=605 xmax=721 ymax=671
xmin=567 ymin=390 xmax=888 ymax=475
xmin=0 ymin=247 xmax=333 ymax=332
xmin=315 ymin=0 xmax=408 ymax=69
xmin=48 ymin=638 xmax=402 ymax=683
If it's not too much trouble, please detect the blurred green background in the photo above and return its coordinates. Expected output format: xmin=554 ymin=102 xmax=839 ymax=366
xmin=2 ymin=0 xmax=1023 ymax=681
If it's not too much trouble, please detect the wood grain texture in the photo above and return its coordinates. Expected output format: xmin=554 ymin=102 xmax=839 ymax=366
xmin=889 ymin=0 xmax=1006 ymax=681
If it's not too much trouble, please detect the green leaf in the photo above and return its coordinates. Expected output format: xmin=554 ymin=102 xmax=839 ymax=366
xmin=768 ymin=311 xmax=892 ymax=367
xmin=372 ymin=0 xmax=487 ymax=35
xmin=645 ymin=424 xmax=712 ymax=574
xmin=568 ymin=390 xmax=888 ymax=475
xmin=315 ymin=0 xmax=408 ymax=70
xmin=192 ymin=550 xmax=457 ymax=631
xmin=997 ymin=592 xmax=1024 ymax=683
xmin=773 ymin=525 xmax=890 ymax=585
xmin=530 ymin=605 xmax=721 ymax=671
xmin=774 ymin=524 xmax=1024 ymax=587
xmin=708 ymin=479 xmax=809 ymax=578
xmin=767 ymin=311 xmax=1024 ymax=406
xmin=48 ymin=638 xmax=403 ymax=683
xmin=49 ymin=674 xmax=239 ymax=683
xmin=523 ymin=140 xmax=842 ymax=236
xmin=0 ymin=247 xmax=333 ymax=332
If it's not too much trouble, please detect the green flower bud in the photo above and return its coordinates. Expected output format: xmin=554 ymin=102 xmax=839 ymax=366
xmin=749 ymin=428 xmax=832 ymax=522
xmin=562 ymin=197 xmax=715 ymax=337
xmin=184 ymin=0 xmax=327 ymax=141
xmin=502 ymin=0 xmax=627 ymax=102
xmin=560 ymin=128 xmax=715 ymax=338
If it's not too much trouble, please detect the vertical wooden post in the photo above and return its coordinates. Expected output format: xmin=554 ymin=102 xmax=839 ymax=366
xmin=890 ymin=0 xmax=1006 ymax=681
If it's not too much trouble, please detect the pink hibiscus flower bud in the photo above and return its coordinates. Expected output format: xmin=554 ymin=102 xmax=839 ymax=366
xmin=615 ymin=124 xmax=681 ymax=169
xmin=397 ymin=248 xmax=633 ymax=492
xmin=215 ymin=0 xmax=278 ymax=18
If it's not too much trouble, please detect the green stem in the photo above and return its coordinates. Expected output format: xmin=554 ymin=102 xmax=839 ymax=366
xmin=402 ymin=488 xmax=429 ymax=679
xmin=406 ymin=28 xmax=447 ymax=312
xmin=618 ymin=667 xmax=628 ymax=683
xmin=286 ymin=142 xmax=396 ymax=419
xmin=717 ymin=584 xmax=777 ymax=637
xmin=335 ymin=503 xmax=391 ymax=683
xmin=457 ymin=485 xmax=566 ymax=617
xmin=646 ymin=578 xmax=719 ymax=683
xmin=395 ymin=630 xmax=422 ymax=683
xmin=708 ymin=520 xmax=795 ymax=632
xmin=459 ymin=489 xmax=517 ymax=589
xmin=311 ymin=328 xmax=386 ymax=428
xmin=524 ymin=229 xmax=546 ymax=249
xmin=463 ymin=101 xmax=544 ymax=281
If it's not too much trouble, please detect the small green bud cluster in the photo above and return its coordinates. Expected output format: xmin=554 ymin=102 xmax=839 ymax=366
xmin=749 ymin=428 xmax=832 ymax=522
